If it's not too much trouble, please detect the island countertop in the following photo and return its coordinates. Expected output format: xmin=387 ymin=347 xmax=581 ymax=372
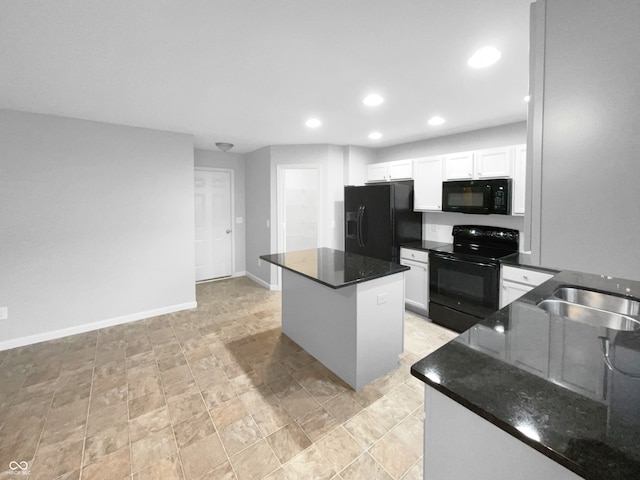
xmin=260 ymin=247 xmax=409 ymax=289
xmin=411 ymin=270 xmax=640 ymax=479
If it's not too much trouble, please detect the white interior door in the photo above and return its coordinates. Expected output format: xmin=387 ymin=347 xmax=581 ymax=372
xmin=194 ymin=170 xmax=233 ymax=281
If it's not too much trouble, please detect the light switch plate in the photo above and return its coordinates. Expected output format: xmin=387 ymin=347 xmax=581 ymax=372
xmin=0 ymin=307 xmax=8 ymax=320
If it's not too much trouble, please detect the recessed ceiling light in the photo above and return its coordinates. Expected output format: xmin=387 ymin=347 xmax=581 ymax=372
xmin=305 ymin=118 xmax=322 ymax=128
xmin=363 ymin=94 xmax=384 ymax=106
xmin=368 ymin=132 xmax=382 ymax=140
xmin=427 ymin=116 xmax=446 ymax=126
xmin=524 ymin=95 xmax=531 ymax=102
xmin=467 ymin=46 xmax=502 ymax=68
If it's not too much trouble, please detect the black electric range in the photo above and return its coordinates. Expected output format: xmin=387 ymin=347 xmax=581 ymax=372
xmin=429 ymin=225 xmax=519 ymax=333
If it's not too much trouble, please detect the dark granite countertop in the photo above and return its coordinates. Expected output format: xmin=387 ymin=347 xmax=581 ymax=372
xmin=401 ymin=240 xmax=452 ymax=252
xmin=260 ymin=247 xmax=409 ymax=289
xmin=500 ymin=252 xmax=560 ymax=274
xmin=411 ymin=270 xmax=640 ymax=479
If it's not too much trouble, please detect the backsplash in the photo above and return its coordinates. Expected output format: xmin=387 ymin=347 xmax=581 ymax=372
xmin=421 ymin=212 xmax=525 ymax=247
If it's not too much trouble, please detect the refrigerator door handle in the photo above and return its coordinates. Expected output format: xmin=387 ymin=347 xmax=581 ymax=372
xmin=357 ymin=205 xmax=366 ymax=247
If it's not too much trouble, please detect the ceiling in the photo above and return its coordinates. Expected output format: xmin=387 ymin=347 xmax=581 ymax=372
xmin=0 ymin=0 xmax=532 ymax=154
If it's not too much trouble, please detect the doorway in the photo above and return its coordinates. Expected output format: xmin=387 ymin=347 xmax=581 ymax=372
xmin=194 ymin=169 xmax=234 ymax=282
xmin=277 ymin=165 xmax=321 ymax=254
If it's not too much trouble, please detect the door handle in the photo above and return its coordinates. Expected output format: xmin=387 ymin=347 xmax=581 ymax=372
xmin=357 ymin=205 xmax=366 ymax=247
xmin=226 ymin=229 xmax=232 ymax=234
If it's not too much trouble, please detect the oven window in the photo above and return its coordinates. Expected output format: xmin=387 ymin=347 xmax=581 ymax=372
xmin=439 ymin=269 xmax=485 ymax=302
xmin=429 ymin=254 xmax=500 ymax=316
xmin=447 ymin=191 xmax=485 ymax=207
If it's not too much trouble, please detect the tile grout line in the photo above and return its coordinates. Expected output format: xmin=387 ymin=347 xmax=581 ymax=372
xmin=158 ymin=312 xmax=190 ymax=480
xmin=78 ymin=332 xmax=100 ymax=480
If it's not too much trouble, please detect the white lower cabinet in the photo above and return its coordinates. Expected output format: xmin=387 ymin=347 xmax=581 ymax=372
xmin=400 ymin=248 xmax=428 ymax=313
xmin=500 ymin=265 xmax=554 ymax=309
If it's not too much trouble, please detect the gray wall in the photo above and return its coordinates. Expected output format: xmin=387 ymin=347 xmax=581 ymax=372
xmin=0 ymin=110 xmax=196 ymax=349
xmin=194 ymin=148 xmax=246 ymax=274
xmin=244 ymin=144 xmax=347 ymax=288
xmin=245 ymin=147 xmax=272 ymax=286
xmin=532 ymin=0 xmax=640 ymax=280
xmin=376 ymin=122 xmax=527 ymax=243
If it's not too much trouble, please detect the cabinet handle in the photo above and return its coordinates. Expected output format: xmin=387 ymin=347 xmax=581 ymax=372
xmin=522 ymin=275 xmax=529 ymax=280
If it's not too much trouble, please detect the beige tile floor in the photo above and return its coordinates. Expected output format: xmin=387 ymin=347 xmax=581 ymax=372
xmin=0 ymin=276 xmax=456 ymax=480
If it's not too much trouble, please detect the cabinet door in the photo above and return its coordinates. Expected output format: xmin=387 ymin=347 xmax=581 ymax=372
xmin=388 ymin=159 xmax=413 ymax=180
xmin=500 ymin=281 xmax=533 ymax=309
xmin=549 ymin=319 xmax=606 ymax=401
xmin=476 ymin=147 xmax=513 ymax=178
xmin=512 ymin=144 xmax=526 ymax=215
xmin=508 ymin=302 xmax=551 ymax=377
xmin=414 ymin=156 xmax=443 ymax=211
xmin=443 ymin=151 xmax=474 ymax=180
xmin=367 ymin=163 xmax=388 ymax=182
xmin=400 ymin=258 xmax=428 ymax=311
xmin=470 ymin=324 xmax=506 ymax=358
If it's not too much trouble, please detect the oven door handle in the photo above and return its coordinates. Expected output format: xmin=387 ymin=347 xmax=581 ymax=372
xmin=431 ymin=253 xmax=496 ymax=269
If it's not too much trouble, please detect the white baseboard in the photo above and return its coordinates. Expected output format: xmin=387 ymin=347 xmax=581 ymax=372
xmin=232 ymin=271 xmax=246 ymax=278
xmin=0 ymin=301 xmax=198 ymax=352
xmin=245 ymin=271 xmax=280 ymax=290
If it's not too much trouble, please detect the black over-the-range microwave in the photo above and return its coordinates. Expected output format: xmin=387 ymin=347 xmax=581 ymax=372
xmin=442 ymin=178 xmax=512 ymax=215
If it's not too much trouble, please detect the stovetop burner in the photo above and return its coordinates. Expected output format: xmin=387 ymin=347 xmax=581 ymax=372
xmin=433 ymin=225 xmax=520 ymax=261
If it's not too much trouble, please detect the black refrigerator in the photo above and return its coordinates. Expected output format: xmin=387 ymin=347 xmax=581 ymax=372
xmin=344 ymin=182 xmax=422 ymax=263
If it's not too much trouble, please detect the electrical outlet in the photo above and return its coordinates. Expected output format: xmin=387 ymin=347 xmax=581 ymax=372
xmin=258 ymin=259 xmax=262 ymax=267
xmin=0 ymin=307 xmax=8 ymax=320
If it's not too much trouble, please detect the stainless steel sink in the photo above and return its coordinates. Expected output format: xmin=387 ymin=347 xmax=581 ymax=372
xmin=553 ymin=287 xmax=640 ymax=316
xmin=537 ymin=299 xmax=640 ymax=331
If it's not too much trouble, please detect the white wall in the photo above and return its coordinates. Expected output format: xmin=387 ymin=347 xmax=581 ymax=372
xmin=531 ymin=0 xmax=640 ymax=280
xmin=375 ymin=122 xmax=526 ymax=163
xmin=376 ymin=122 xmax=527 ymax=244
xmin=0 ymin=110 xmax=196 ymax=349
xmin=193 ymin=148 xmax=246 ymax=275
xmin=344 ymin=145 xmax=376 ymax=186
xmin=269 ymin=145 xmax=345 ymax=285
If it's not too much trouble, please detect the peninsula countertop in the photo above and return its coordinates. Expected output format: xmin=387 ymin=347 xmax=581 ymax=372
xmin=260 ymin=247 xmax=409 ymax=289
xmin=411 ymin=270 xmax=640 ymax=479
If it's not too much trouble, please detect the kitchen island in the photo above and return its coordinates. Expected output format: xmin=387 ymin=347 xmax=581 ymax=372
xmin=260 ymin=248 xmax=408 ymax=391
xmin=411 ymin=270 xmax=640 ymax=479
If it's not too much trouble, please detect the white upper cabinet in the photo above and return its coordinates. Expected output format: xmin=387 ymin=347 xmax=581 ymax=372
xmin=413 ymin=156 xmax=443 ymax=211
xmin=512 ymin=144 xmax=527 ymax=215
xmin=476 ymin=147 xmax=513 ymax=178
xmin=367 ymin=159 xmax=413 ymax=183
xmin=443 ymin=151 xmax=475 ymax=180
xmin=367 ymin=163 xmax=389 ymax=182
xmin=443 ymin=146 xmax=515 ymax=181
xmin=388 ymin=159 xmax=413 ymax=180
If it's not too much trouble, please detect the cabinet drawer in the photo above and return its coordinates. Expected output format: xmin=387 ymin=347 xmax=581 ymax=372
xmin=502 ymin=265 xmax=553 ymax=287
xmin=400 ymin=248 xmax=428 ymax=263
